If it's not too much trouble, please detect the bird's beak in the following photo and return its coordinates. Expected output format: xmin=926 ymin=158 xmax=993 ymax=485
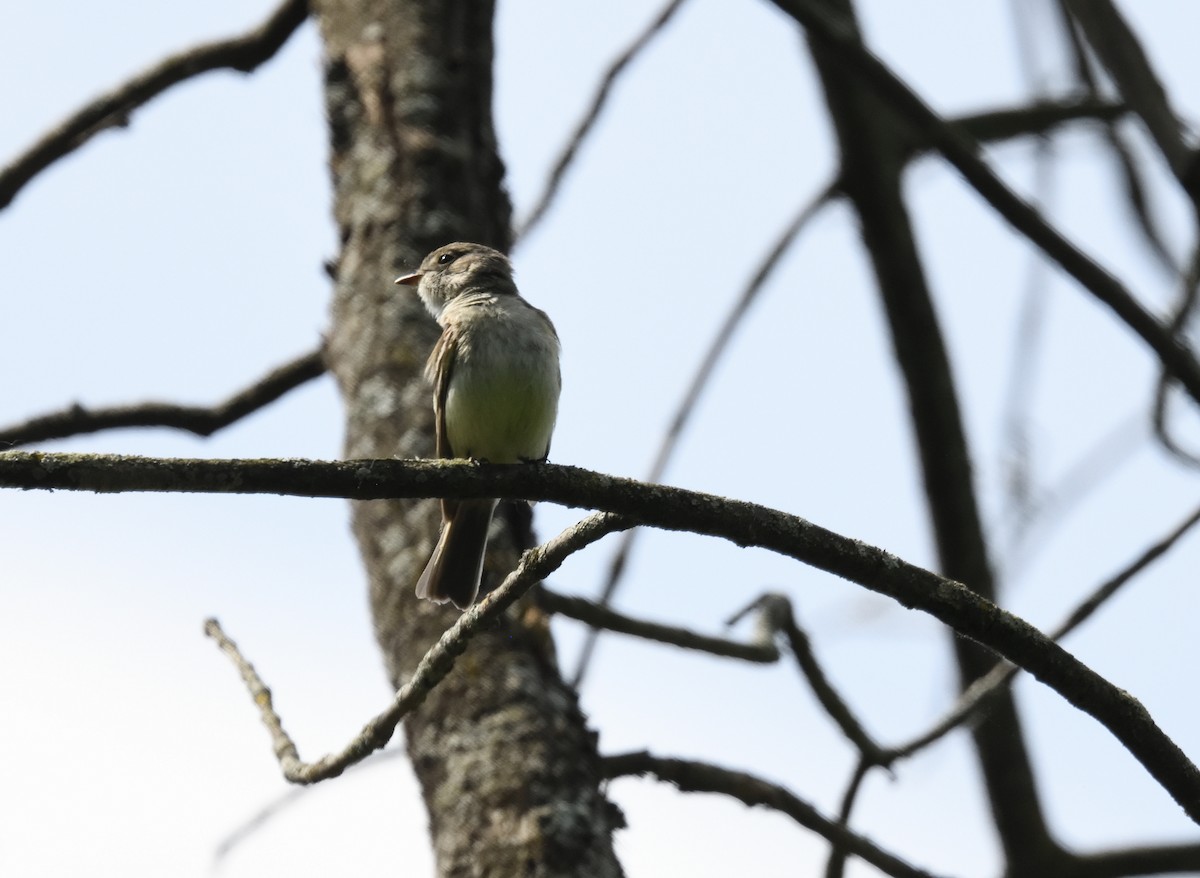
xmin=394 ymin=271 xmax=422 ymax=286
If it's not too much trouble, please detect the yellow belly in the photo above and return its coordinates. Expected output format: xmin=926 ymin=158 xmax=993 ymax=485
xmin=444 ymin=357 xmax=559 ymax=463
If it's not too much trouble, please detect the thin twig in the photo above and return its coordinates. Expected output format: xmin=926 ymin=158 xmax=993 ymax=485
xmin=205 ymin=618 xmax=300 ymax=766
xmin=1055 ymin=0 xmax=1178 ymax=275
xmin=1061 ymin=0 xmax=1200 ymax=208
xmin=215 ymin=749 xmax=409 ymax=865
xmin=206 ymin=512 xmax=632 ymax=784
xmin=0 ymin=0 xmax=309 ymax=210
xmin=571 ymin=181 xmax=837 ymax=687
xmin=1153 ymin=241 xmax=1200 ymax=467
xmin=825 ymin=757 xmax=873 ymax=878
xmin=996 ymin=0 xmax=1060 ymax=564
xmin=730 ymin=594 xmax=884 ymax=762
xmin=949 ymin=97 xmax=1127 ymax=149
xmin=0 ymin=347 xmax=325 ymax=449
xmin=1000 ymin=413 xmax=1145 ymax=579
xmin=770 ymin=0 xmax=1200 ymax=405
xmin=538 ymin=587 xmax=778 ymax=663
xmin=602 ymin=751 xmax=949 ymax=878
xmin=514 ymin=0 xmax=690 ymax=243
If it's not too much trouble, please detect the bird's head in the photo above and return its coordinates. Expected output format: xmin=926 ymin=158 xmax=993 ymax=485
xmin=395 ymin=242 xmax=517 ymax=317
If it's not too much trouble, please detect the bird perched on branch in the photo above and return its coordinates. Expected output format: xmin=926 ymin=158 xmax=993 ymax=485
xmin=395 ymin=242 xmax=561 ymax=609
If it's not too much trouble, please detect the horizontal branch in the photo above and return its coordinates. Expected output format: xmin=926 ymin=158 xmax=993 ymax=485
xmin=0 ymin=0 xmax=309 ymax=210
xmin=602 ymin=751 xmax=947 ymax=878
xmin=539 ymin=587 xmax=779 ymax=663
xmin=951 ymin=97 xmax=1127 ymax=149
xmin=770 ymin=0 xmax=1200 ymax=405
xmin=0 ymin=348 xmax=325 ymax=448
xmin=1 ymin=451 xmax=1198 ymax=820
xmin=1074 ymin=842 xmax=1200 ymax=878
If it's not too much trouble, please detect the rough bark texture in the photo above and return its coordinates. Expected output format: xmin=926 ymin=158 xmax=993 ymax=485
xmin=309 ymin=2 xmax=624 ymax=874
xmin=794 ymin=1 xmax=1066 ymax=874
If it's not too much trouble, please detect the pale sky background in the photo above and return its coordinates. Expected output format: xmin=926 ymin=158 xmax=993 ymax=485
xmin=2 ymin=2 xmax=1199 ymax=876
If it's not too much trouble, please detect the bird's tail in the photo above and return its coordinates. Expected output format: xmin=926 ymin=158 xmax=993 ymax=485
xmin=415 ymin=499 xmax=498 ymax=610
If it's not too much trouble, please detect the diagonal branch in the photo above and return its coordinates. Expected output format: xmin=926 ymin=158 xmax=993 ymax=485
xmin=513 ymin=0 xmax=690 ymax=243
xmin=602 ymin=751 xmax=949 ymax=878
xmin=1061 ymin=0 xmax=1200 ymax=211
xmin=0 ymin=347 xmax=325 ymax=448
xmin=0 ymin=0 xmax=309 ymax=211
xmin=207 ymin=511 xmax=632 ymax=784
xmin=1054 ymin=0 xmax=1178 ymax=275
xmin=892 ymin=501 xmax=1200 ymax=760
xmin=2 ymin=451 xmax=1199 ymax=819
xmin=770 ymin=0 xmax=1200 ymax=406
xmin=729 ymin=594 xmax=884 ymax=761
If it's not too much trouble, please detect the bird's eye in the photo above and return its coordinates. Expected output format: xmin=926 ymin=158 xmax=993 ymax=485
xmin=437 ymin=251 xmax=458 ymax=265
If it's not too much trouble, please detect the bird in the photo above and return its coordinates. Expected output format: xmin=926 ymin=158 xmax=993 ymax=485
xmin=395 ymin=242 xmax=561 ymax=609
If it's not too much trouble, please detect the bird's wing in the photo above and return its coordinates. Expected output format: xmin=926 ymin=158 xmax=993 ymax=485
xmin=427 ymin=326 xmax=459 ymax=520
xmin=427 ymin=327 xmax=458 ymax=460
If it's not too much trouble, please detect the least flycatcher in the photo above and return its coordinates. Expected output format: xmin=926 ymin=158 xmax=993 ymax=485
xmin=395 ymin=243 xmax=561 ymax=609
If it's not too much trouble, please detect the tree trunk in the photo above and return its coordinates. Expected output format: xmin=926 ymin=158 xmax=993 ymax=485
xmin=310 ymin=2 xmax=624 ymax=873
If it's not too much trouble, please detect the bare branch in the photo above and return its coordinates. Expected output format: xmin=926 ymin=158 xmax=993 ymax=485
xmin=1000 ymin=413 xmax=1145 ymax=577
xmin=894 ymin=501 xmax=1200 ymax=760
xmin=514 ymin=0 xmax=690 ymax=243
xmin=571 ymin=181 xmax=837 ymax=687
xmin=0 ymin=347 xmax=325 ymax=449
xmin=215 ymin=749 xmax=410 ymax=864
xmin=1054 ymin=0 xmax=1179 ymax=275
xmin=207 ymin=512 xmax=631 ymax=784
xmin=0 ymin=0 xmax=309 ymax=211
xmin=730 ymin=595 xmax=884 ymax=762
xmin=602 ymin=751 xmax=949 ymax=878
xmin=538 ymin=587 xmax=778 ymax=663
xmin=950 ymin=97 xmax=1127 ymax=149
xmin=825 ymin=757 xmax=873 ymax=878
xmin=3 ymin=451 xmax=1199 ymax=818
xmin=1061 ymin=0 xmax=1200 ymax=209
xmin=205 ymin=617 xmax=300 ymax=768
xmin=770 ymin=0 xmax=1200 ymax=405
xmin=1073 ymin=843 xmax=1200 ymax=878
xmin=1154 ymin=242 xmax=1200 ymax=467
xmin=214 ymin=783 xmax=312 ymax=865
